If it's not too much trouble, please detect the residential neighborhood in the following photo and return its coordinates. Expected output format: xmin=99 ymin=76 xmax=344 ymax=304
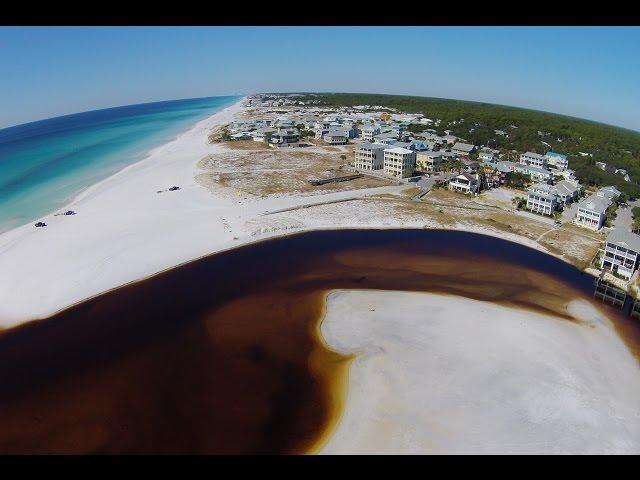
xmin=223 ymin=93 xmax=640 ymax=297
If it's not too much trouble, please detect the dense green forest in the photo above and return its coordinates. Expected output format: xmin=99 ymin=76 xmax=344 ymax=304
xmin=289 ymin=93 xmax=640 ymax=197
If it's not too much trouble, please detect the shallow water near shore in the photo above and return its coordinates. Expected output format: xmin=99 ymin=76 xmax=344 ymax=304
xmin=0 ymin=229 xmax=638 ymax=454
xmin=0 ymin=96 xmax=238 ymax=233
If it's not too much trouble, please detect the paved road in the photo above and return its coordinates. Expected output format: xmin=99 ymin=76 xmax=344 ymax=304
xmin=416 ymin=172 xmax=454 ymax=191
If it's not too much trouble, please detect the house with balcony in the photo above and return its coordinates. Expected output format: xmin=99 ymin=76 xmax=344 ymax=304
xmin=519 ymin=151 xmax=548 ymax=169
xmin=526 ymin=183 xmax=560 ymax=216
xmin=383 ymin=146 xmax=416 ymax=178
xmin=269 ymin=128 xmax=301 ymax=145
xmin=513 ymin=164 xmax=554 ymax=183
xmin=324 ymin=130 xmax=348 ymax=145
xmin=451 ymin=142 xmax=476 ymax=157
xmin=449 ymin=172 xmax=480 ymax=194
xmin=575 ymin=193 xmax=611 ymax=231
xmin=601 ymin=229 xmax=640 ymax=280
xmin=416 ymin=151 xmax=443 ymax=173
xmin=354 ymin=143 xmax=386 ymax=171
xmin=554 ymin=179 xmax=581 ymax=205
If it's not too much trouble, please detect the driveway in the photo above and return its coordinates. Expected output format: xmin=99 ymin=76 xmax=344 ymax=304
xmin=613 ymin=200 xmax=639 ymax=231
xmin=561 ymin=201 xmax=579 ymax=224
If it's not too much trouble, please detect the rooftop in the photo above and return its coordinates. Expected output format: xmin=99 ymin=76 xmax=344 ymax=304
xmin=452 ymin=142 xmax=475 ymax=152
xmin=578 ymin=193 xmax=611 ymax=213
xmin=357 ymin=142 xmax=387 ymax=151
xmin=384 ymin=146 xmax=414 ymax=155
xmin=607 ymin=229 xmax=640 ymax=253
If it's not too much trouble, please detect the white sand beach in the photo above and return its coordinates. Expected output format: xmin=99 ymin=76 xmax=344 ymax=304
xmin=0 ymin=99 xmax=398 ymax=326
xmin=318 ymin=290 xmax=640 ymax=454
xmin=0 ymin=97 xmax=552 ymax=327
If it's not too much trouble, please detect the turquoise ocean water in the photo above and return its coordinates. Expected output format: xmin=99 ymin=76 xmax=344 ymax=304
xmin=0 ymin=96 xmax=239 ymax=233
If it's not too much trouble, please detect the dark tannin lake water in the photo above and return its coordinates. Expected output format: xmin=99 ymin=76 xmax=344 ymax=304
xmin=0 ymin=229 xmax=638 ymax=454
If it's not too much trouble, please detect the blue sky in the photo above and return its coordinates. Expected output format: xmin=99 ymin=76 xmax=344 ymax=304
xmin=1 ymin=26 xmax=639 ymax=130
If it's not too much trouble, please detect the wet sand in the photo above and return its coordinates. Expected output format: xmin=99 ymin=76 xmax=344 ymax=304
xmin=0 ymin=229 xmax=638 ymax=454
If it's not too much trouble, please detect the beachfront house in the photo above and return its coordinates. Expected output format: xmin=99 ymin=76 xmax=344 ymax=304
xmin=383 ymin=147 xmax=416 ymax=178
xmin=575 ymin=193 xmax=611 ymax=231
xmin=451 ymin=142 xmax=476 ymax=157
xmin=519 ymin=152 xmax=548 ymax=169
xmin=324 ymin=130 xmax=348 ymax=145
xmin=601 ymin=229 xmax=640 ymax=280
xmin=269 ymin=128 xmax=300 ymax=145
xmin=415 ymin=151 xmax=443 ymax=173
xmin=544 ymin=151 xmax=569 ymax=170
xmin=354 ymin=143 xmax=386 ymax=171
xmin=526 ymin=183 xmax=560 ymax=216
xmin=449 ymin=172 xmax=480 ymax=194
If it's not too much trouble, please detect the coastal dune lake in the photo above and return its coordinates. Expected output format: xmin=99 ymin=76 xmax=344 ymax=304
xmin=0 ymin=229 xmax=639 ymax=454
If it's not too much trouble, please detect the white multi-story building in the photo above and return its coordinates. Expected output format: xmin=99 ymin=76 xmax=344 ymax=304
xmin=416 ymin=151 xmax=443 ymax=173
xmin=601 ymin=229 xmax=640 ymax=280
xmin=383 ymin=147 xmax=416 ymax=178
xmin=554 ymin=179 xmax=580 ymax=204
xmin=544 ymin=151 xmax=569 ymax=170
xmin=526 ymin=183 xmax=559 ymax=216
xmin=361 ymin=126 xmax=382 ymax=142
xmin=324 ymin=130 xmax=348 ymax=145
xmin=354 ymin=143 xmax=386 ymax=171
xmin=575 ymin=193 xmax=611 ymax=231
xmin=449 ymin=172 xmax=480 ymax=194
xmin=519 ymin=151 xmax=548 ymax=169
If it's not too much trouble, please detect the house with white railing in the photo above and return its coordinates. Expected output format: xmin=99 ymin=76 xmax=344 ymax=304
xmin=601 ymin=229 xmax=640 ymax=280
xmin=449 ymin=172 xmax=480 ymax=194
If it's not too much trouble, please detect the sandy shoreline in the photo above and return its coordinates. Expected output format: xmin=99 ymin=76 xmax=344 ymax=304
xmin=0 ymin=98 xmax=602 ymax=328
xmin=318 ymin=290 xmax=640 ymax=454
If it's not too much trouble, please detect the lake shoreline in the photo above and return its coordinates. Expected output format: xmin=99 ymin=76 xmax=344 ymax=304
xmin=0 ymin=229 xmax=637 ymax=454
